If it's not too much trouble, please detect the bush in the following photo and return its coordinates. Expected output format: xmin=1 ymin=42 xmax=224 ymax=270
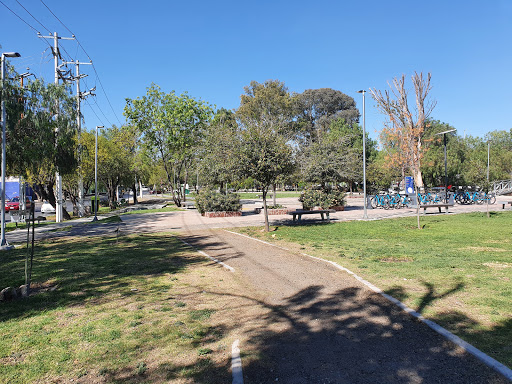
xmin=299 ymin=187 xmax=346 ymax=209
xmin=195 ymin=189 xmax=242 ymax=214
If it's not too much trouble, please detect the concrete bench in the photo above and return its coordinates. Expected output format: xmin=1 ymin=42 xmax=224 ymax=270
xmin=289 ymin=209 xmax=335 ymax=222
xmin=419 ymin=204 xmax=453 ymax=213
xmin=501 ymin=201 xmax=512 ymax=209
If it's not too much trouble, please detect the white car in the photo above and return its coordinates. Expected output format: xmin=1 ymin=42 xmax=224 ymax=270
xmin=41 ymin=201 xmax=56 ymax=214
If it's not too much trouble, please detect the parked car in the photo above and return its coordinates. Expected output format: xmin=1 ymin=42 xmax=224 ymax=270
xmin=5 ymin=196 xmax=32 ymax=212
xmin=41 ymin=201 xmax=56 ymax=214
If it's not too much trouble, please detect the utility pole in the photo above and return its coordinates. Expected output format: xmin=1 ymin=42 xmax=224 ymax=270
xmin=17 ymin=69 xmax=34 ymax=220
xmin=63 ymin=60 xmax=94 ymax=217
xmin=38 ymin=32 xmax=75 ymax=222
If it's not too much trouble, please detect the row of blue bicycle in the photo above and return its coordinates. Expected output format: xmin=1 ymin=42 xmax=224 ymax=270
xmin=370 ymin=190 xmax=496 ymax=209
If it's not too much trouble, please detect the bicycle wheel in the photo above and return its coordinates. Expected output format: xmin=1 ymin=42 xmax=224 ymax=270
xmin=370 ymin=195 xmax=378 ymax=209
xmin=394 ymin=194 xmax=402 ymax=209
xmin=489 ymin=194 xmax=496 ymax=204
xmin=382 ymin=196 xmax=391 ymax=210
xmin=476 ymin=192 xmax=484 ymax=204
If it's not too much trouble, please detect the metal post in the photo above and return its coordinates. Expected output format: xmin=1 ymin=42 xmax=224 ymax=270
xmin=487 ymin=142 xmax=490 ymax=182
xmin=76 ymin=61 xmax=83 ymax=217
xmin=1 ymin=52 xmax=20 ymax=249
xmin=435 ymin=129 xmax=456 ymax=204
xmin=53 ymin=33 xmax=64 ymax=223
xmin=93 ymin=126 xmax=103 ymax=221
xmin=39 ymin=32 xmax=75 ymax=222
xmin=357 ymin=90 xmax=368 ymax=219
xmin=444 ymin=133 xmax=448 ymax=203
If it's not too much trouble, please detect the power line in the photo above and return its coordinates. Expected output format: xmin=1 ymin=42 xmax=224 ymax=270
xmin=39 ymin=0 xmax=74 ymax=36
xmin=15 ymin=0 xmax=52 ymax=34
xmin=39 ymin=0 xmax=123 ymax=127
xmin=0 ymin=0 xmax=39 ymax=33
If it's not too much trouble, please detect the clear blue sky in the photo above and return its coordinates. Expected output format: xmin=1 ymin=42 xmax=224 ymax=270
xmin=1 ymin=0 xmax=511 ymax=140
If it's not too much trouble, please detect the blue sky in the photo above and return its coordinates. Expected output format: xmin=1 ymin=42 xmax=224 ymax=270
xmin=1 ymin=0 xmax=511 ymax=140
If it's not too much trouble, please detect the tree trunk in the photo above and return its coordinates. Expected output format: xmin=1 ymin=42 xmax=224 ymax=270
xmin=263 ymin=187 xmax=270 ymax=232
xmin=272 ymin=184 xmax=277 ymax=207
xmin=131 ymin=184 xmax=138 ymax=205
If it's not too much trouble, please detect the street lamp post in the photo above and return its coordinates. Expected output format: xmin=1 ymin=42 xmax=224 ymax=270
xmin=1 ymin=52 xmax=21 ymax=249
xmin=357 ymin=90 xmax=368 ymax=219
xmin=93 ymin=125 xmax=104 ymax=221
xmin=436 ymin=129 xmax=456 ymax=203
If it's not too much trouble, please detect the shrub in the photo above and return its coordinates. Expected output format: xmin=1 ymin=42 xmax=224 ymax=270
xmin=299 ymin=187 xmax=346 ymax=209
xmin=195 ymin=189 xmax=242 ymax=214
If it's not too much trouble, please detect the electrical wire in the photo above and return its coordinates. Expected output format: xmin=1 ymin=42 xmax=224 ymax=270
xmin=0 ymin=0 xmax=39 ymax=33
xmin=15 ymin=0 xmax=52 ymax=34
xmin=40 ymin=0 xmax=123 ymax=127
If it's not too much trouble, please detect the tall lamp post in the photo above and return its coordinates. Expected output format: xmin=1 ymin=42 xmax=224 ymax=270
xmin=1 ymin=52 xmax=21 ymax=249
xmin=93 ymin=125 xmax=104 ymax=221
xmin=435 ymin=129 xmax=456 ymax=202
xmin=357 ymin=90 xmax=368 ymax=219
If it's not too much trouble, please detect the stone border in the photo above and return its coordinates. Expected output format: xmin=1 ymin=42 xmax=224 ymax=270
xmin=203 ymin=211 xmax=242 ymax=218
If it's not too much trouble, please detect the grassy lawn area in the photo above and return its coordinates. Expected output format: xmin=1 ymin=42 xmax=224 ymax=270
xmin=0 ymin=233 xmax=236 ymax=383
xmin=240 ymin=211 xmax=512 ymax=368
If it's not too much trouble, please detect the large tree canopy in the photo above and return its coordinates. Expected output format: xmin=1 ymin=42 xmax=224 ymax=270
xmin=124 ymin=83 xmax=214 ymax=206
xmin=294 ymin=88 xmax=359 ymax=144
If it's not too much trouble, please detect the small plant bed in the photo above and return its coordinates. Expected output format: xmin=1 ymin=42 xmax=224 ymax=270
xmin=238 ymin=212 xmax=512 ymax=369
xmin=195 ymin=189 xmax=242 ymax=217
xmin=299 ymin=186 xmax=346 ymax=211
xmin=255 ymin=205 xmax=291 ymax=215
xmin=0 ymin=233 xmax=243 ymax=383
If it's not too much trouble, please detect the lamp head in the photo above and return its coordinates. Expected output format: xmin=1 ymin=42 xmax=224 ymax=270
xmin=2 ymin=52 xmax=21 ymax=58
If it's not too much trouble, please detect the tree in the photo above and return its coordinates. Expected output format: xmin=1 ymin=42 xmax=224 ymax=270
xmin=199 ymin=108 xmax=240 ymax=191
xmin=97 ymin=127 xmax=135 ymax=208
xmin=294 ymin=88 xmax=359 ymax=144
xmin=236 ymin=80 xmax=295 ymax=231
xmin=7 ymin=78 xmax=78 ymax=219
xmin=239 ymin=127 xmax=294 ymax=231
xmin=370 ymin=72 xmax=436 ymax=190
xmin=124 ymin=84 xmax=214 ymax=206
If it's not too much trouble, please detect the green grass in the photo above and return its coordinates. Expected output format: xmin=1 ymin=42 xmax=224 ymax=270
xmin=0 ymin=233 xmax=229 ymax=383
xmin=242 ymin=211 xmax=512 ymax=368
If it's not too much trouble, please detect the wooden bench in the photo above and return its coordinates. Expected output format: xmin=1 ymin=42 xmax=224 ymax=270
xmin=289 ymin=209 xmax=335 ymax=222
xmin=419 ymin=204 xmax=453 ymax=213
xmin=501 ymin=201 xmax=512 ymax=209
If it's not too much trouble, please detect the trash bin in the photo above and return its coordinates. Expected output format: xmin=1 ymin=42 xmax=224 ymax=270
xmin=90 ymin=197 xmax=99 ymax=213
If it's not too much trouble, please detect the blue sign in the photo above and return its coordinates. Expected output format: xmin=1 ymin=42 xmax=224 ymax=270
xmin=405 ymin=176 xmax=414 ymax=194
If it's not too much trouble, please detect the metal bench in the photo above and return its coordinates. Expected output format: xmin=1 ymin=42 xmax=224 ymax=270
xmin=501 ymin=201 xmax=512 ymax=209
xmin=289 ymin=209 xmax=335 ymax=222
xmin=419 ymin=204 xmax=453 ymax=213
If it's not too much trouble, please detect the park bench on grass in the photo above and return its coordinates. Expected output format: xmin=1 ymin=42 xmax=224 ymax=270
xmin=419 ymin=203 xmax=453 ymax=213
xmin=289 ymin=209 xmax=335 ymax=222
xmin=25 ymin=216 xmax=47 ymax=224
xmin=501 ymin=201 xmax=512 ymax=209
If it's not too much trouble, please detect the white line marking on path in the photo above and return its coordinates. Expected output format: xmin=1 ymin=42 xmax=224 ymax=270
xmin=179 ymin=238 xmax=235 ymax=272
xmin=223 ymin=229 xmax=512 ymax=381
xmin=231 ymin=339 xmax=244 ymax=384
